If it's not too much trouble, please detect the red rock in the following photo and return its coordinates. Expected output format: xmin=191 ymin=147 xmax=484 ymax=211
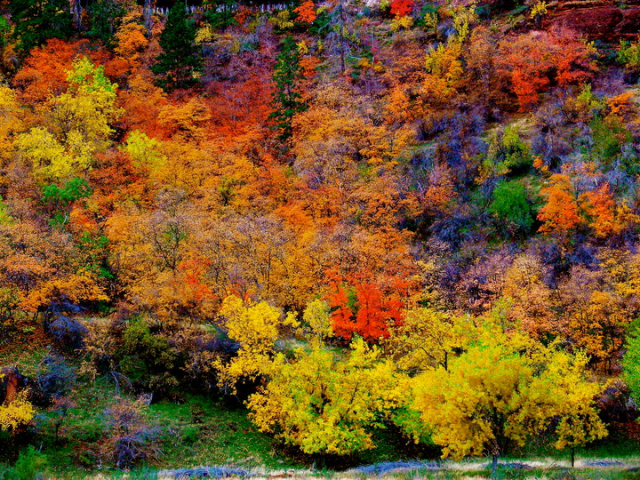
xmin=545 ymin=4 xmax=640 ymax=41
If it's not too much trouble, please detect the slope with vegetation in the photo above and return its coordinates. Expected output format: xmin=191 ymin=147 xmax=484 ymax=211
xmin=1 ymin=0 xmax=640 ymax=477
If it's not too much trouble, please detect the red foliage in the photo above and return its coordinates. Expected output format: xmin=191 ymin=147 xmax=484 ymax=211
xmin=390 ymin=0 xmax=414 ymax=18
xmin=496 ymin=28 xmax=596 ymax=111
xmin=179 ymin=258 xmax=216 ymax=304
xmin=326 ymin=272 xmax=404 ymax=342
xmin=13 ymin=39 xmax=110 ymax=104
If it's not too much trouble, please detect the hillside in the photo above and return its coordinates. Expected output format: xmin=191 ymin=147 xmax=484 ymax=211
xmin=1 ymin=0 xmax=640 ymax=477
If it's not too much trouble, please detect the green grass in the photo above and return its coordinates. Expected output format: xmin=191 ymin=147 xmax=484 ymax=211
xmin=35 ymin=379 xmax=302 ymax=477
xmin=0 ymin=344 xmax=49 ymax=377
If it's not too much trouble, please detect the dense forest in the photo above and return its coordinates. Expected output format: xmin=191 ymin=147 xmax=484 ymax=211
xmin=2 ymin=0 xmax=640 ymax=477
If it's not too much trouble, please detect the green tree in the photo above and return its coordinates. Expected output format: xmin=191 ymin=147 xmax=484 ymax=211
xmin=9 ymin=0 xmax=72 ymax=54
xmin=489 ymin=180 xmax=535 ymax=234
xmin=87 ymin=0 xmax=127 ymax=48
xmin=41 ymin=177 xmax=92 ymax=226
xmin=623 ymin=325 xmax=640 ymax=404
xmin=269 ymin=35 xmax=307 ymax=142
xmin=204 ymin=0 xmax=237 ymax=30
xmin=151 ymin=1 xmax=203 ymax=91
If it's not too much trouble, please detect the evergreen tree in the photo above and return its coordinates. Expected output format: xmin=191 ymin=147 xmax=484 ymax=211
xmin=269 ymin=35 xmax=307 ymax=142
xmin=87 ymin=0 xmax=127 ymax=48
xmin=151 ymin=1 xmax=203 ymax=91
xmin=204 ymin=0 xmax=237 ymax=30
xmin=9 ymin=0 xmax=73 ymax=54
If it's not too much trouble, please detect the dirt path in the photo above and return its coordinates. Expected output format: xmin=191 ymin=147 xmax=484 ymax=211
xmin=150 ymin=457 xmax=640 ymax=479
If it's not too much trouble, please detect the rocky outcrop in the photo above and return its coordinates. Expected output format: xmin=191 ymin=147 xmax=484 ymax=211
xmin=545 ymin=0 xmax=640 ymax=40
xmin=0 ymin=366 xmax=30 ymax=404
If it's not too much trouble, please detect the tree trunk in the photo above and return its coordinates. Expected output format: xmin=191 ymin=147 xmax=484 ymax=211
xmin=492 ymin=454 xmax=499 ymax=477
xmin=71 ymin=0 xmax=82 ymax=31
xmin=571 ymin=447 xmax=575 ymax=468
xmin=144 ymin=0 xmax=154 ymax=37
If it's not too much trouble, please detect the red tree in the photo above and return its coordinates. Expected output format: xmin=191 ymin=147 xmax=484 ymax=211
xmin=390 ymin=0 xmax=414 ymax=17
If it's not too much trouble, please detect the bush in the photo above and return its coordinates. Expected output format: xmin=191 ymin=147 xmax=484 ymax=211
xmin=494 ymin=127 xmax=532 ymax=176
xmin=617 ymin=40 xmax=640 ymax=73
xmin=100 ymin=398 xmax=161 ymax=469
xmin=37 ymin=355 xmax=76 ymax=400
xmin=14 ymin=446 xmax=47 ymax=480
xmin=489 ymin=180 xmax=536 ymax=234
xmin=118 ymin=319 xmax=178 ymax=395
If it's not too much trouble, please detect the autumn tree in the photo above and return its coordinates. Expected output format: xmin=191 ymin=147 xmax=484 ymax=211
xmin=538 ymin=173 xmax=580 ymax=236
xmin=247 ymin=338 xmax=403 ymax=455
xmin=270 ymin=35 xmax=307 ymax=142
xmin=501 ymin=254 xmax=555 ymax=339
xmin=152 ymin=1 xmax=203 ymax=91
xmin=293 ymin=0 xmax=316 ymax=23
xmin=388 ymin=307 xmax=472 ymax=373
xmin=213 ymin=295 xmax=298 ymax=392
xmin=390 ymin=0 xmax=414 ymax=18
xmin=412 ymin=334 xmax=606 ymax=474
xmin=580 ymin=183 xmax=615 ymax=239
xmin=0 ymin=391 xmax=35 ymax=437
xmin=496 ymin=29 xmax=596 ymax=111
xmin=327 ymin=276 xmax=403 ymax=343
xmin=17 ymin=56 xmax=120 ymax=183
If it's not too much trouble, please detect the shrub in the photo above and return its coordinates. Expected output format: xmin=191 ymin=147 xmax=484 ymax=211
xmin=489 ymin=180 xmax=536 ymax=234
xmin=36 ymin=354 xmax=77 ymax=403
xmin=14 ymin=446 xmax=47 ymax=480
xmin=118 ymin=319 xmax=178 ymax=395
xmin=617 ymin=40 xmax=640 ymax=73
xmin=496 ymin=28 xmax=596 ymax=110
xmin=100 ymin=398 xmax=161 ymax=469
xmin=485 ymin=127 xmax=533 ymax=177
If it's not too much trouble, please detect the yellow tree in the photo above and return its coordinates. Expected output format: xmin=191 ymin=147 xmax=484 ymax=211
xmin=412 ymin=334 xmax=606 ymax=474
xmin=547 ymin=349 xmax=608 ymax=467
xmin=214 ymin=295 xmax=297 ymax=392
xmin=0 ymin=85 xmax=25 ymax=177
xmin=388 ymin=307 xmax=472 ymax=372
xmin=0 ymin=391 xmax=35 ymax=437
xmin=18 ymin=56 xmax=121 ymax=182
xmin=301 ymin=298 xmax=333 ymax=346
xmin=247 ymin=338 xmax=403 ymax=455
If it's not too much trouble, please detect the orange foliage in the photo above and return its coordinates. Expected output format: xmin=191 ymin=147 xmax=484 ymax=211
xmin=496 ymin=29 xmax=596 ymax=111
xmin=538 ymin=173 xmax=580 ymax=235
xmin=294 ymin=0 xmax=317 ymax=23
xmin=606 ymin=92 xmax=635 ymax=120
xmin=581 ymin=184 xmax=615 ymax=239
xmin=13 ymin=39 xmax=108 ymax=104
xmin=423 ymin=164 xmax=457 ymax=215
xmin=300 ymin=56 xmax=322 ymax=78
xmin=234 ymin=6 xmax=253 ymax=25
